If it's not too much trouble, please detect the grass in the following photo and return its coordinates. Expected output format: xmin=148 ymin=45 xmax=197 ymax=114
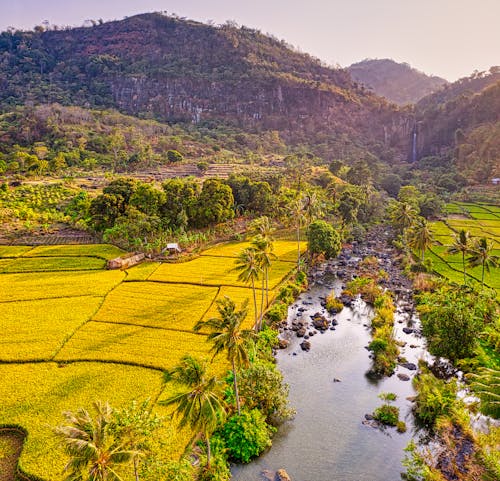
xmin=0 ymin=239 xmax=297 ymax=480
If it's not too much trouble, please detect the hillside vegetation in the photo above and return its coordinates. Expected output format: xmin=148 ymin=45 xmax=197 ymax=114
xmin=348 ymin=58 xmax=447 ymax=105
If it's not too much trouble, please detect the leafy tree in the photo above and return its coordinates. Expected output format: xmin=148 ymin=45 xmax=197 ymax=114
xmin=468 ymin=237 xmax=499 ymax=286
xmin=55 ymin=400 xmax=136 ymax=481
xmin=238 ymin=360 xmax=294 ymax=423
xmin=447 ymin=229 xmax=471 ymax=284
xmin=194 ymin=179 xmax=234 ymax=227
xmin=161 ymin=179 xmax=199 ymax=230
xmin=380 ymin=173 xmax=402 ymax=197
xmin=418 ymin=193 xmax=443 ymax=219
xmin=90 ymin=193 xmax=125 ymax=231
xmin=337 ymin=189 xmax=362 ymax=226
xmin=346 ymin=160 xmax=372 ymax=185
xmin=234 ymin=247 xmax=262 ymax=328
xmin=397 ymin=185 xmax=421 ymax=210
xmin=194 ymin=297 xmax=256 ymax=414
xmin=307 ymin=220 xmax=341 ymax=260
xmin=161 ymin=356 xmax=225 ymax=471
xmin=328 ymin=159 xmax=344 ymax=176
xmin=129 ymin=183 xmax=166 ymax=217
xmin=218 ymin=409 xmax=274 ymax=463
xmin=103 ymin=179 xmax=137 ymax=204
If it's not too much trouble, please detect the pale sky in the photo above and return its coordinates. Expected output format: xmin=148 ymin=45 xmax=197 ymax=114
xmin=1 ymin=0 xmax=499 ymax=81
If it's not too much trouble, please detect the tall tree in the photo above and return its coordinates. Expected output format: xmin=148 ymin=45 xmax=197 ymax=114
xmin=289 ymin=197 xmax=307 ymax=271
xmin=234 ymin=247 xmax=262 ymax=328
xmin=55 ymin=401 xmax=136 ymax=481
xmin=161 ymin=356 xmax=225 ymax=470
xmin=252 ymin=235 xmax=275 ymax=327
xmin=389 ymin=201 xmax=418 ymax=234
xmin=468 ymin=237 xmax=499 ymax=286
xmin=194 ymin=297 xmax=255 ymax=414
xmin=447 ymin=229 xmax=471 ymax=284
xmin=407 ymin=217 xmax=434 ymax=262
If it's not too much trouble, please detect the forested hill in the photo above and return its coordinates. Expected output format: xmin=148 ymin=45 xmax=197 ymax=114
xmin=0 ymin=12 xmax=411 ymax=161
xmin=348 ymin=59 xmax=448 ymax=105
xmin=415 ymin=69 xmax=500 ymax=182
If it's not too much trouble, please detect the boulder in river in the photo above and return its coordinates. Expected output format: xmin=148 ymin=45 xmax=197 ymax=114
xmin=400 ymin=362 xmax=417 ymax=371
xmin=300 ymin=340 xmax=311 ymax=352
xmin=402 ymin=327 xmax=414 ymax=334
xmin=275 ymin=469 xmax=292 ymax=481
xmin=278 ymin=339 xmax=289 ymax=349
xmin=311 ymin=312 xmax=329 ymax=330
xmin=397 ymin=373 xmax=411 ymax=381
xmin=296 ymin=327 xmax=306 ymax=338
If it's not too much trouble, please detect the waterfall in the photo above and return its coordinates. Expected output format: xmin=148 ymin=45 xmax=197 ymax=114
xmin=411 ymin=125 xmax=417 ymax=162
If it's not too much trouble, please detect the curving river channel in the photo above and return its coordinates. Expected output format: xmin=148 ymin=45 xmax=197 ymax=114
xmin=232 ymin=241 xmax=433 ymax=481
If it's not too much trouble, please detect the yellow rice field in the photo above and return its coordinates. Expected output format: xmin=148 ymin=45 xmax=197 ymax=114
xmin=0 ymin=238 xmax=300 ymax=480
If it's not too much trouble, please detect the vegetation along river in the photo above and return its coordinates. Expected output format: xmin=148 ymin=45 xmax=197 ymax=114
xmin=232 ymin=237 xmax=433 ymax=481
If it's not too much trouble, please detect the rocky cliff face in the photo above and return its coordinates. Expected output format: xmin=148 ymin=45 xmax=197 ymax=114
xmin=0 ymin=13 xmax=413 ymax=161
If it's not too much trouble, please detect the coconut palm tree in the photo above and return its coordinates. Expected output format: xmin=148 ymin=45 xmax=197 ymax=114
xmin=194 ymin=297 xmax=255 ymax=414
xmin=468 ymin=237 xmax=499 ymax=286
xmin=233 ymin=247 xmax=262 ymax=328
xmin=55 ymin=401 xmax=136 ymax=481
xmin=289 ymin=197 xmax=307 ymax=271
xmin=447 ymin=229 xmax=471 ymax=284
xmin=161 ymin=355 xmax=225 ymax=470
xmin=302 ymin=191 xmax=323 ymax=227
xmin=390 ymin=201 xmax=418 ymax=234
xmin=407 ymin=217 xmax=434 ymax=262
xmin=252 ymin=235 xmax=276 ymax=323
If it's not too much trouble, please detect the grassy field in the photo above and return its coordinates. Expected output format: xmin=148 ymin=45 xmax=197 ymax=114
xmin=429 ymin=202 xmax=500 ymax=295
xmin=0 ymin=238 xmax=302 ymax=480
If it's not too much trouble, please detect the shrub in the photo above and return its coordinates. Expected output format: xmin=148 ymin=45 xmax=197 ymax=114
xmin=325 ymin=292 xmax=344 ymax=314
xmin=219 ymin=409 xmax=275 ymax=463
xmin=397 ymin=421 xmax=407 ymax=433
xmin=413 ymin=372 xmax=457 ymax=427
xmin=167 ymin=150 xmax=183 ymax=162
xmin=266 ymin=302 xmax=288 ymax=324
xmin=368 ymin=338 xmax=388 ymax=354
xmin=373 ymin=404 xmax=399 ymax=426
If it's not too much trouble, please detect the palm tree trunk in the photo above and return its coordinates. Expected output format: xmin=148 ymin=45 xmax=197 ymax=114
xmin=265 ymin=268 xmax=269 ymax=307
xmin=251 ymin=278 xmax=258 ymax=330
xmin=232 ymin=359 xmax=241 ymax=415
xmin=134 ymin=457 xmax=140 ymax=481
xmin=482 ymin=261 xmax=485 ymax=286
xmin=296 ymin=222 xmax=301 ymax=271
xmin=259 ymin=276 xmax=265 ymax=331
xmin=206 ymin=431 xmax=211 ymax=469
xmin=462 ymin=251 xmax=466 ymax=284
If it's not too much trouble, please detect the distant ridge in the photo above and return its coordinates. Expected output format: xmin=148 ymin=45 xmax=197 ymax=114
xmin=348 ymin=58 xmax=448 ymax=105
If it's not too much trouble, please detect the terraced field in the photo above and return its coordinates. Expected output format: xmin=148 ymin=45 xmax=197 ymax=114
xmin=0 ymin=239 xmax=302 ymax=480
xmin=428 ymin=202 xmax=500 ymax=295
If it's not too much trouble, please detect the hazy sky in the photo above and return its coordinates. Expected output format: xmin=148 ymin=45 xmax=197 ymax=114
xmin=1 ymin=0 xmax=499 ymax=81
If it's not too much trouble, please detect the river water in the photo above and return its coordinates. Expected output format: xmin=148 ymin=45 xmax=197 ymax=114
xmin=232 ymin=276 xmax=432 ymax=481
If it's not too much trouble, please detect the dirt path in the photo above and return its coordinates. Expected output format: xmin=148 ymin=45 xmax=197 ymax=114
xmin=0 ymin=429 xmax=24 ymax=481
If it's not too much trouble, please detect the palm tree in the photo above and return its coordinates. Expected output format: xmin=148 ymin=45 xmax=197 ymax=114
xmin=194 ymin=297 xmax=256 ymax=414
xmin=468 ymin=368 xmax=500 ymax=418
xmin=289 ymin=197 xmax=307 ymax=271
xmin=468 ymin=237 xmax=499 ymax=286
xmin=252 ymin=235 xmax=276 ymax=323
xmin=161 ymin=355 xmax=225 ymax=470
xmin=55 ymin=401 xmax=136 ymax=481
xmin=447 ymin=229 xmax=471 ymax=284
xmin=390 ymin=201 xmax=417 ymax=234
xmin=234 ymin=247 xmax=262 ymax=328
xmin=407 ymin=217 xmax=434 ymax=262
xmin=302 ymin=191 xmax=323 ymax=227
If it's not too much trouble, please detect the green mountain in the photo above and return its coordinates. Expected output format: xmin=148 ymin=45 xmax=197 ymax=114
xmin=0 ymin=13 xmax=410 ymax=163
xmin=348 ymin=58 xmax=448 ymax=105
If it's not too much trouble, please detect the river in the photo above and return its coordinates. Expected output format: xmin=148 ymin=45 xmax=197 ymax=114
xmin=232 ymin=246 xmax=433 ymax=481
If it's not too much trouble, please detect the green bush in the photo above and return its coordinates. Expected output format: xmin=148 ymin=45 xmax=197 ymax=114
xmin=325 ymin=292 xmax=344 ymax=313
xmin=413 ymin=372 xmax=457 ymax=427
xmin=266 ymin=302 xmax=288 ymax=324
xmin=396 ymin=421 xmax=407 ymax=433
xmin=368 ymin=337 xmax=388 ymax=354
xmin=167 ymin=150 xmax=184 ymax=162
xmin=373 ymin=404 xmax=399 ymax=426
xmin=219 ymin=409 xmax=275 ymax=463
